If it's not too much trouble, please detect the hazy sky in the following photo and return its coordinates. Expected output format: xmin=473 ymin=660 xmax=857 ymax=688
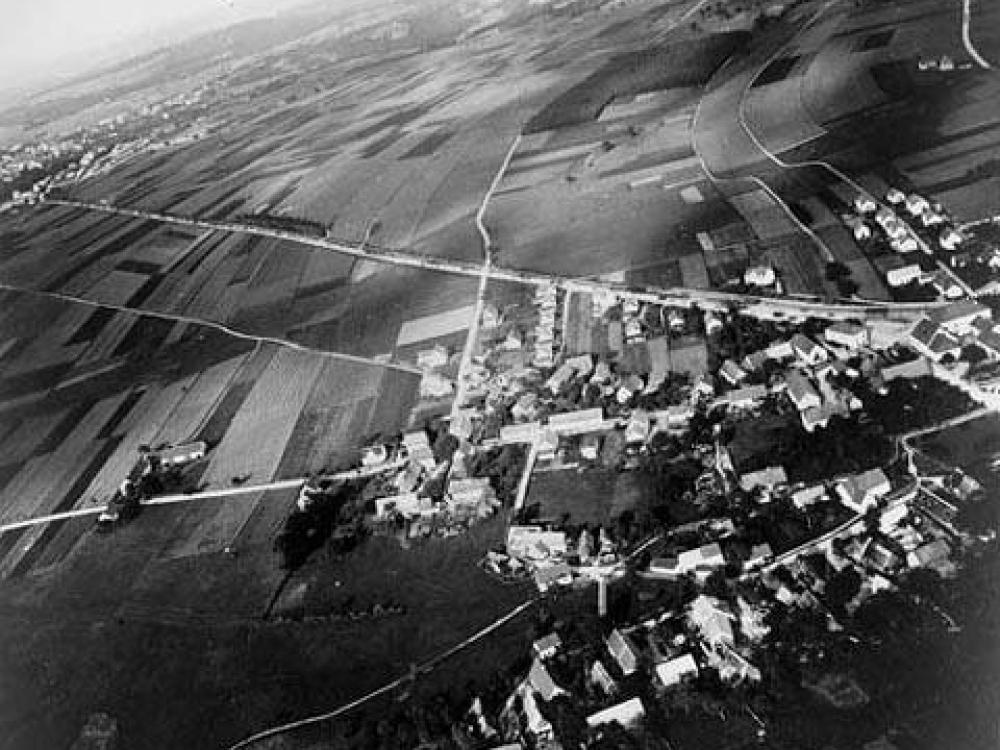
xmin=1 ymin=0 xmax=313 ymax=93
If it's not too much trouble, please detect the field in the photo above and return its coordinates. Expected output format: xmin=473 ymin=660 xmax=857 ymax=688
xmin=526 ymin=468 xmax=650 ymax=525
xmin=0 ymin=283 xmax=425 ymax=748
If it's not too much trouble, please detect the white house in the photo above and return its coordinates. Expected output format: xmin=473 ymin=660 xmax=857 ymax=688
xmin=890 ymin=236 xmax=919 ymax=254
xmin=586 ymin=697 xmax=645 ymax=729
xmin=825 ymin=321 xmax=867 ymax=349
xmin=792 ymin=484 xmax=827 ymax=509
xmin=677 ymin=542 xmax=726 ymax=580
xmin=886 ymin=263 xmax=922 ymax=288
xmin=607 ymin=629 xmax=640 ymax=676
xmin=655 ymin=653 xmax=699 ymax=688
xmin=853 ymin=194 xmax=877 ymax=214
xmin=717 ymin=384 xmax=768 ymax=410
xmin=836 ymin=468 xmax=891 ymax=513
xmin=904 ymin=193 xmax=930 ymax=216
xmin=939 ymin=228 xmax=963 ymax=251
xmin=739 ymin=466 xmax=788 ymax=494
xmin=885 ymin=187 xmax=906 ymax=204
xmin=744 ymin=265 xmax=776 ymax=287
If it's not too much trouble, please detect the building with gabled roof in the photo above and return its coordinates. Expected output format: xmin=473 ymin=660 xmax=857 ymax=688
xmin=716 ymin=384 xmax=768 ymax=410
xmin=533 ymin=633 xmax=562 ymax=660
xmin=590 ymin=660 xmax=618 ymax=695
xmin=688 ymin=595 xmax=736 ymax=648
xmin=528 ymin=658 xmax=565 ymax=701
xmin=927 ymin=300 xmax=991 ymax=336
xmin=607 ymin=628 xmax=640 ymax=676
xmin=785 ymin=371 xmax=822 ymax=412
xmin=836 ymin=468 xmax=891 ymax=513
xmin=791 ymin=334 xmax=828 ymax=366
xmin=655 ymin=653 xmax=699 ymax=688
xmin=677 ymin=542 xmax=726 ymax=580
xmin=881 ymin=357 xmax=932 ymax=382
xmin=739 ymin=466 xmax=788 ymax=494
xmin=825 ymin=321 xmax=867 ymax=350
xmin=586 ymin=697 xmax=645 ymax=729
xmin=720 ymin=359 xmax=747 ymax=385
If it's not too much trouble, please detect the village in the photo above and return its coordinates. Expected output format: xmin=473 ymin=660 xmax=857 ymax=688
xmin=262 ymin=242 xmax=1000 ymax=746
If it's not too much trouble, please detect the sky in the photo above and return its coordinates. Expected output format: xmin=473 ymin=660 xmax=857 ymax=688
xmin=0 ymin=0 xmax=315 ymax=94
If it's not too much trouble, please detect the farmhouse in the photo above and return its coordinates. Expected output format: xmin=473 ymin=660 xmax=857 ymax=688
xmin=836 ymin=468 xmax=891 ymax=513
xmin=655 ymin=653 xmax=699 ymax=688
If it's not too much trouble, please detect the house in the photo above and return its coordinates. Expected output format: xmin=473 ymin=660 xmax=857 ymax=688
xmin=607 ymin=628 xmax=641 ymax=676
xmin=500 ymin=421 xmax=540 ymax=445
xmin=579 ymin=432 xmax=601 ymax=461
xmin=688 ymin=595 xmax=735 ymax=647
xmin=792 ymin=484 xmax=827 ymax=509
xmin=907 ymin=539 xmax=951 ymax=570
xmin=375 ymin=492 xmax=426 ymax=519
xmin=704 ymin=311 xmax=724 ymax=335
xmin=649 ymin=556 xmax=680 ymax=576
xmin=854 ymin=195 xmax=877 ymax=214
xmin=533 ymin=633 xmax=562 ymax=661
xmin=416 ymin=345 xmax=449 ymax=370
xmin=744 ymin=265 xmax=776 ymax=287
xmin=836 ymin=468 xmax=891 ymax=513
xmin=511 ymin=392 xmax=541 ymax=423
xmin=534 ymin=562 xmax=573 ymax=592
xmin=507 ymin=526 xmax=568 ymax=559
xmin=785 ymin=371 xmax=822 ymax=411
xmin=651 ymin=404 xmax=694 ymax=434
xmin=361 ymin=443 xmax=389 ymax=467
xmin=939 ymin=227 xmax=963 ymax=251
xmin=802 ymin=402 xmax=842 ymax=432
xmin=403 ymin=431 xmax=437 ymax=471
xmin=921 ymin=209 xmax=946 ymax=227
xmin=889 ymin=236 xmax=919 ymax=254
xmin=590 ymin=660 xmax=618 ymax=695
xmin=655 ymin=653 xmax=699 ymax=688
xmin=720 ymin=359 xmax=747 ymax=385
xmin=875 ymin=205 xmax=896 ymax=227
xmin=547 ymin=407 xmax=605 ymax=435
xmin=626 ymin=411 xmax=651 ymax=443
xmin=886 ymin=263 xmax=923 ymax=288
xmin=885 ymin=187 xmax=906 ymax=204
xmin=746 ymin=542 xmax=773 ymax=568
xmin=845 ymin=215 xmax=872 ymax=241
xmin=881 ymin=356 xmax=932 ymax=382
xmin=929 ymin=270 xmax=965 ymax=299
xmin=791 ymin=334 xmax=828 ymax=365
xmin=521 ymin=688 xmax=553 ymax=739
xmin=536 ymin=428 xmax=559 ymax=461
xmin=739 ymin=466 xmax=788 ymax=494
xmin=717 ymin=384 xmax=768 ymax=410
xmin=742 ymin=349 xmax=771 ymax=373
xmin=447 ymin=477 xmax=497 ymax=513
xmin=825 ymin=321 xmax=867 ymax=349
xmin=884 ymin=218 xmax=908 ymax=241
xmin=909 ymin=317 xmax=962 ymax=362
xmin=766 ymin=340 xmax=795 ymax=361
xmin=927 ymin=300 xmax=991 ymax=336
xmin=677 ymin=542 xmax=726 ymax=579
xmin=904 ymin=193 xmax=930 ymax=216
xmin=586 ymin=697 xmax=645 ymax=729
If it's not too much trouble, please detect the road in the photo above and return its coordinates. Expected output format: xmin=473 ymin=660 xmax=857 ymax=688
xmin=962 ymin=0 xmax=993 ymax=70
xmin=0 ymin=458 xmax=407 ymax=535
xmin=43 ymin=199 xmax=948 ymax=323
xmin=452 ymin=133 xmax=522 ymax=424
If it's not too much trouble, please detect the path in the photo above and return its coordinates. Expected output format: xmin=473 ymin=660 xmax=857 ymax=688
xmin=0 ymin=459 xmax=407 ymax=535
xmin=0 ymin=281 xmax=421 ymax=375
xmin=227 ymin=596 xmax=539 ymax=750
xmin=962 ymin=0 xmax=994 ymax=70
xmin=452 ymin=134 xmax=522 ymax=424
